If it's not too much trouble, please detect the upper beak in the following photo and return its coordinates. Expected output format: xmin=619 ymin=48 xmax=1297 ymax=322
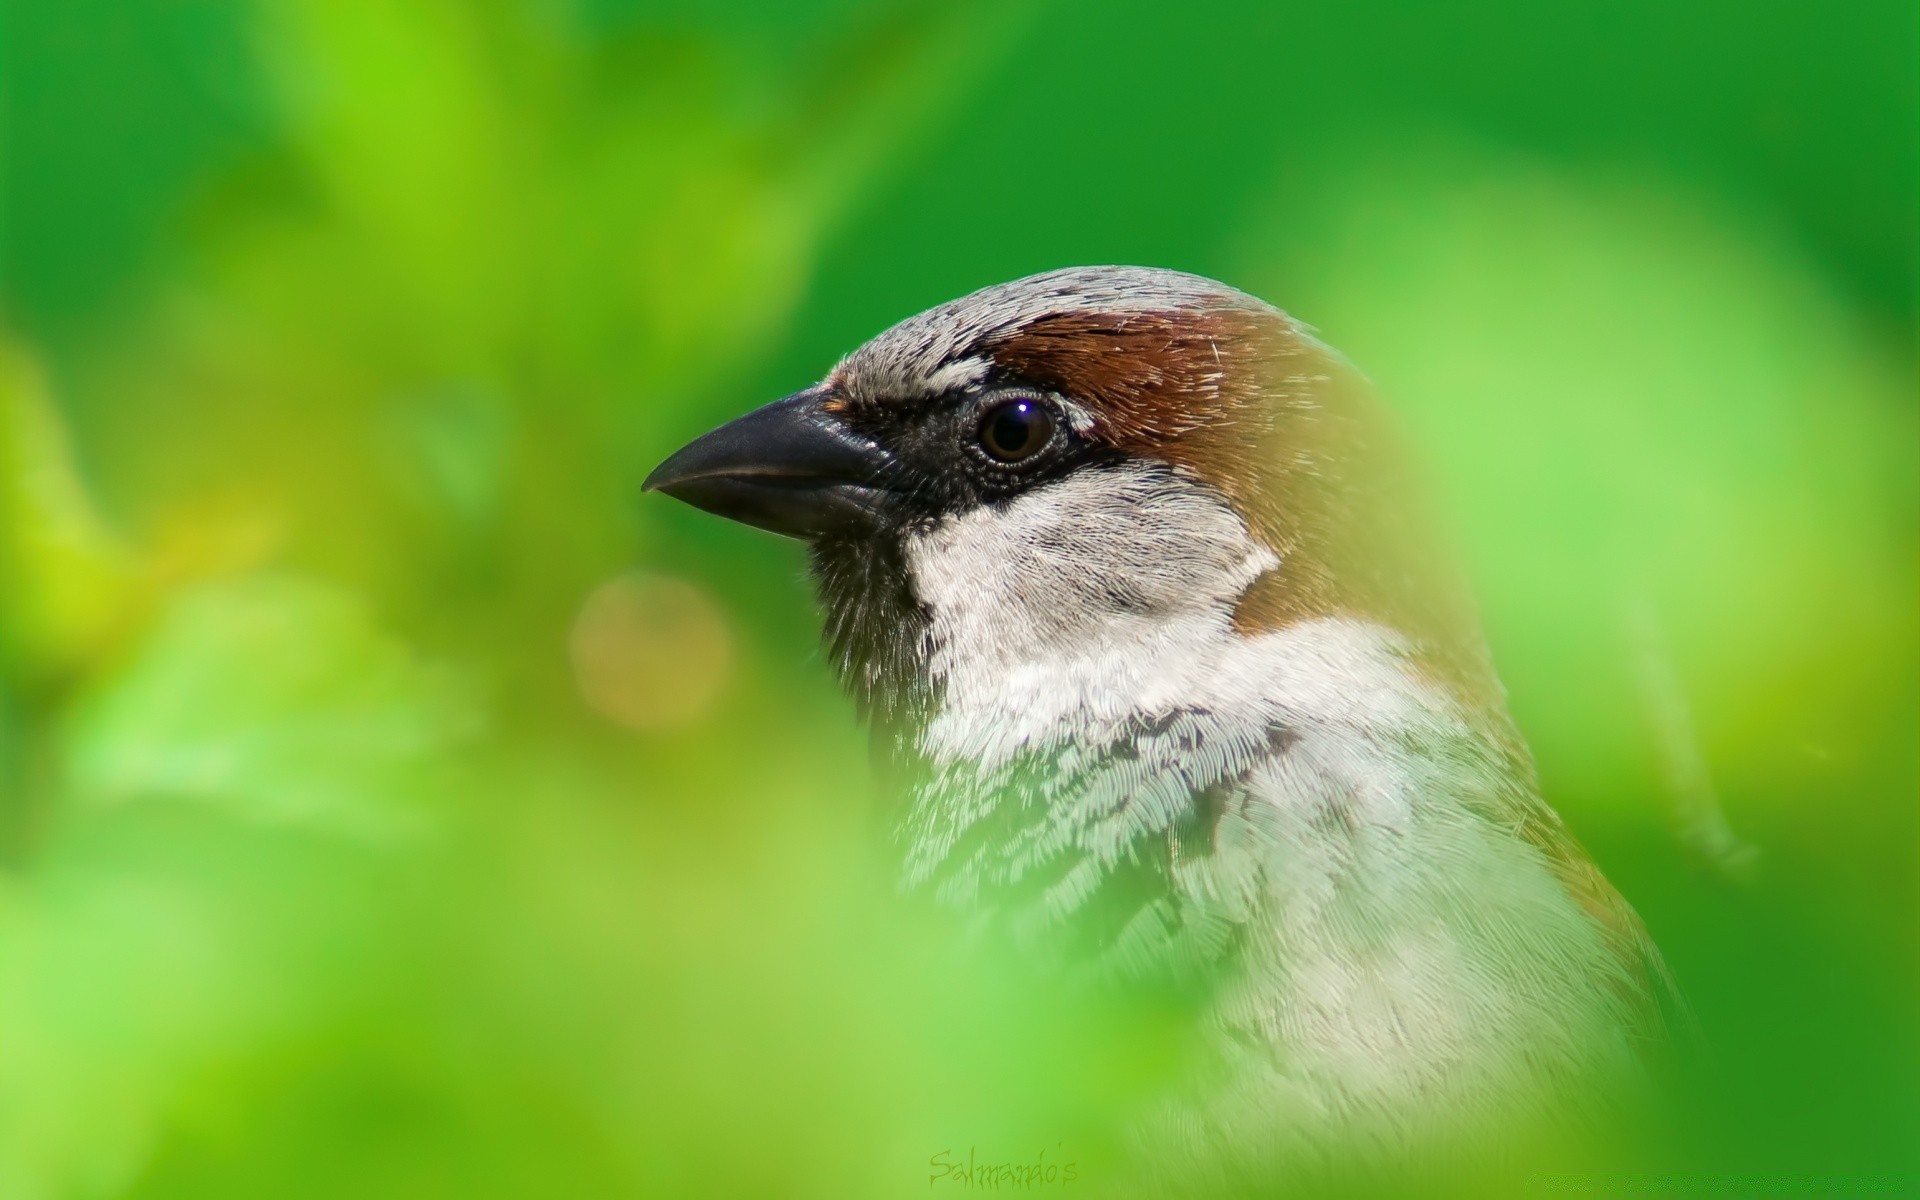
xmin=643 ymin=386 xmax=893 ymax=540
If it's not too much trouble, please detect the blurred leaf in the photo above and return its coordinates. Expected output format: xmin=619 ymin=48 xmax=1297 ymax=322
xmin=62 ymin=574 xmax=474 ymax=837
xmin=0 ymin=340 xmax=140 ymax=684
xmin=1236 ymin=146 xmax=1917 ymax=830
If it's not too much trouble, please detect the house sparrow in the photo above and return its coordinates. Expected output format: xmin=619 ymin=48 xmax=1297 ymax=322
xmin=645 ymin=266 xmax=1673 ymax=1173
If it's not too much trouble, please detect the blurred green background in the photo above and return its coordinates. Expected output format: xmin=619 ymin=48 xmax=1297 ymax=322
xmin=1 ymin=0 xmax=1915 ymax=1195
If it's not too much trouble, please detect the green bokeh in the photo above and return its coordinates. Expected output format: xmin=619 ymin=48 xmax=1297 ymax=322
xmin=1 ymin=1 xmax=1914 ymax=1195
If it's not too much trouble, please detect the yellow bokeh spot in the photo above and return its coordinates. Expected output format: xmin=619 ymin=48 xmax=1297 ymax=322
xmin=569 ymin=570 xmax=734 ymax=731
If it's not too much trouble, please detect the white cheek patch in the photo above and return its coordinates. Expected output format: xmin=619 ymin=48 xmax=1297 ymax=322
xmin=901 ymin=463 xmax=1439 ymax=767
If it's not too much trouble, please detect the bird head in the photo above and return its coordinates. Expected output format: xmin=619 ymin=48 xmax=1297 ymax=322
xmin=646 ymin=266 xmax=1487 ymax=744
xmin=647 ymin=268 xmax=1671 ymax=1133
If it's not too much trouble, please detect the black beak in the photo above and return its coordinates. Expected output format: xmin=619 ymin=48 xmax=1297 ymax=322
xmin=643 ymin=387 xmax=892 ymax=540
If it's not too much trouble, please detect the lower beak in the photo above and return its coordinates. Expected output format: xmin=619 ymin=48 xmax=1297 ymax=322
xmin=643 ymin=387 xmax=892 ymax=540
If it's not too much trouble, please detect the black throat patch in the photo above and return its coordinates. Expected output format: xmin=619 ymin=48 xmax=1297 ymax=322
xmin=808 ymin=533 xmax=938 ymax=758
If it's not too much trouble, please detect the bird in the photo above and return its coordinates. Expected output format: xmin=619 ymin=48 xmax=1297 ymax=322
xmin=644 ymin=266 xmax=1675 ymax=1182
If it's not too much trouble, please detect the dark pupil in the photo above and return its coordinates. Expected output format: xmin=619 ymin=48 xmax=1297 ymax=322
xmin=982 ymin=400 xmax=1048 ymax=461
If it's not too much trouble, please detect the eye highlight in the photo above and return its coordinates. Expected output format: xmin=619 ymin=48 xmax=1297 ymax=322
xmin=977 ymin=398 xmax=1055 ymax=464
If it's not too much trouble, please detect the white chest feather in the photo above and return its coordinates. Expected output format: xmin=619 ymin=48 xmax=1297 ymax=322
xmin=896 ymin=463 xmax=1644 ymax=1142
xmin=902 ymin=463 xmax=1439 ymax=765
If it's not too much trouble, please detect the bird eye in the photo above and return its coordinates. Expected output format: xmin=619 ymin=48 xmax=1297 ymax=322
xmin=977 ymin=398 xmax=1055 ymax=464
